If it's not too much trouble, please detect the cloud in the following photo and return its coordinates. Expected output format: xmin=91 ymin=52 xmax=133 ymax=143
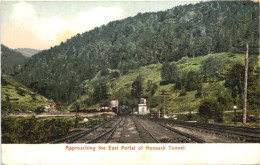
xmin=9 ymin=2 xmax=124 ymax=49
xmin=73 ymin=6 xmax=124 ymax=33
xmin=34 ymin=16 xmax=74 ymax=45
xmin=12 ymin=1 xmax=36 ymax=24
xmin=11 ymin=2 xmax=73 ymax=46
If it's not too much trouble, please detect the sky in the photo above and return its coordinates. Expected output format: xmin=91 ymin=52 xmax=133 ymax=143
xmin=1 ymin=1 xmax=204 ymax=50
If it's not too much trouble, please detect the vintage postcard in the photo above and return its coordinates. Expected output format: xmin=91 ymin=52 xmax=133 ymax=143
xmin=1 ymin=0 xmax=259 ymax=164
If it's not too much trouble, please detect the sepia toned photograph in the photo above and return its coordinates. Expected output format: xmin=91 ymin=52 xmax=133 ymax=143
xmin=1 ymin=0 xmax=259 ymax=164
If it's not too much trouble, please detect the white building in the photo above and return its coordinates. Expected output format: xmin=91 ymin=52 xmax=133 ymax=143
xmin=137 ymin=94 xmax=149 ymax=115
xmin=110 ymin=98 xmax=119 ymax=113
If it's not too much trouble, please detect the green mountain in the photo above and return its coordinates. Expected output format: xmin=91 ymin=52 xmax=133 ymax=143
xmin=1 ymin=45 xmax=28 ymax=75
xmin=14 ymin=1 xmax=259 ymax=105
xmin=1 ymin=75 xmax=50 ymax=114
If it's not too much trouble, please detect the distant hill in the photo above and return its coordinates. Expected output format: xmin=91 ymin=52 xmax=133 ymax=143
xmin=1 ymin=45 xmax=28 ymax=75
xmin=15 ymin=48 xmax=42 ymax=57
xmin=1 ymin=75 xmax=50 ymax=114
xmin=14 ymin=1 xmax=259 ymax=104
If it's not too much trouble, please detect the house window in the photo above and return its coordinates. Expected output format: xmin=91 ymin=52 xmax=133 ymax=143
xmin=139 ymin=98 xmax=145 ymax=104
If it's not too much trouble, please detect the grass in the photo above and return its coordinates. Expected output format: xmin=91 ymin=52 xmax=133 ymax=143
xmin=71 ymin=52 xmax=248 ymax=115
xmin=177 ymin=52 xmax=244 ymax=72
xmin=1 ymin=75 xmax=51 ymax=114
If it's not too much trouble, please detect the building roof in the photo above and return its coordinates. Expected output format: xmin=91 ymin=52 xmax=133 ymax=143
xmin=52 ymin=101 xmax=61 ymax=105
xmin=137 ymin=94 xmax=147 ymax=98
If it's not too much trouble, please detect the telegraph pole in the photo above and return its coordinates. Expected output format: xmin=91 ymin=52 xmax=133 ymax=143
xmin=159 ymin=90 xmax=170 ymax=118
xmin=232 ymin=44 xmax=259 ymax=124
xmin=243 ymin=44 xmax=249 ymax=124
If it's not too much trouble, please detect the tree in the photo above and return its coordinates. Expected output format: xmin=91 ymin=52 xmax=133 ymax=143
xmin=198 ymin=99 xmax=223 ymax=122
xmin=185 ymin=71 xmax=203 ymax=91
xmin=200 ymin=56 xmax=220 ymax=81
xmin=174 ymin=72 xmax=187 ymax=90
xmin=199 ymin=100 xmax=215 ymax=118
xmin=161 ymin=62 xmax=177 ymax=84
xmin=92 ymin=81 xmax=108 ymax=103
xmin=224 ymin=63 xmax=259 ymax=109
xmin=110 ymin=71 xmax=120 ymax=78
xmin=224 ymin=64 xmax=244 ymax=105
xmin=100 ymin=67 xmax=109 ymax=76
xmin=131 ymin=75 xmax=143 ymax=97
xmin=146 ymin=80 xmax=158 ymax=96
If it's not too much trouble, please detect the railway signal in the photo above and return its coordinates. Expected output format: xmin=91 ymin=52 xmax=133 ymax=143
xmin=232 ymin=105 xmax=237 ymax=125
xmin=159 ymin=90 xmax=171 ymax=118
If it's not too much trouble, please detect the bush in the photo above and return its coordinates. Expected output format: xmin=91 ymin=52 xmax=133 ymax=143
xmin=195 ymin=90 xmax=202 ymax=98
xmin=1 ymin=117 xmax=74 ymax=143
xmin=199 ymin=102 xmax=214 ymax=118
xmin=179 ymin=89 xmax=187 ymax=96
xmin=159 ymin=81 xmax=169 ymax=86
xmin=35 ymin=106 xmax=44 ymax=114
xmin=198 ymin=99 xmax=224 ymax=123
xmin=110 ymin=71 xmax=120 ymax=78
xmin=100 ymin=68 xmax=109 ymax=76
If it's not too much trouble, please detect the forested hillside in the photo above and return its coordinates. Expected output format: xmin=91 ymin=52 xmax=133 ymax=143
xmin=1 ymin=45 xmax=28 ymax=75
xmin=69 ymin=52 xmax=259 ymax=114
xmin=13 ymin=1 xmax=259 ymax=104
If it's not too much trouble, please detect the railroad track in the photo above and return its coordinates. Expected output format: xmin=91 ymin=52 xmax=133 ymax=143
xmin=138 ymin=120 xmax=160 ymax=143
xmin=133 ymin=115 xmax=204 ymax=143
xmin=130 ymin=115 xmax=159 ymax=143
xmin=174 ymin=120 xmax=260 ymax=134
xmin=150 ymin=118 xmax=260 ymax=142
xmin=87 ymin=117 xmax=125 ymax=143
xmin=49 ymin=116 xmax=117 ymax=144
xmin=155 ymin=122 xmax=205 ymax=143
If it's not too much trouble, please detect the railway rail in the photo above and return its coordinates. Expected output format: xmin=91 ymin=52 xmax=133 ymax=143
xmin=150 ymin=118 xmax=260 ymax=142
xmin=50 ymin=116 xmax=118 ymax=144
xmin=139 ymin=120 xmax=160 ymax=143
xmin=174 ymin=120 xmax=260 ymax=134
xmin=131 ymin=116 xmax=160 ymax=143
xmin=155 ymin=122 xmax=205 ymax=143
xmin=87 ymin=117 xmax=125 ymax=143
xmin=133 ymin=115 xmax=204 ymax=143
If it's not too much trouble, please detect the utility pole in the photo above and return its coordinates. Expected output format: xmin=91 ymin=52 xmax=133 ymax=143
xmin=243 ymin=44 xmax=249 ymax=124
xmin=159 ymin=90 xmax=170 ymax=118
